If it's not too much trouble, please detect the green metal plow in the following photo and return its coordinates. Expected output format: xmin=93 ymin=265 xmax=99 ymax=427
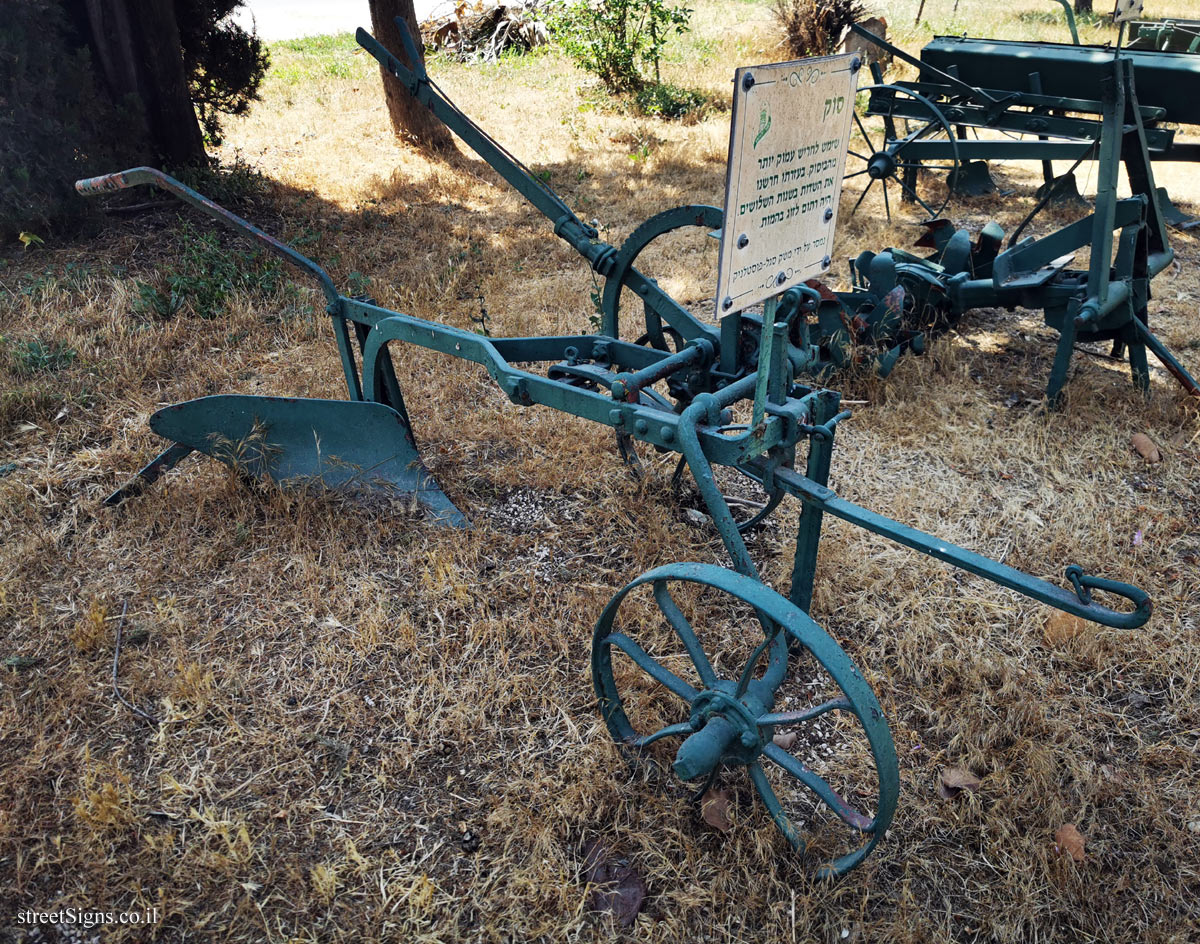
xmin=77 ymin=23 xmax=1155 ymax=877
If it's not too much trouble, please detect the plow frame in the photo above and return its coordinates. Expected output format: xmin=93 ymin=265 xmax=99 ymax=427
xmin=76 ymin=20 xmax=1161 ymax=877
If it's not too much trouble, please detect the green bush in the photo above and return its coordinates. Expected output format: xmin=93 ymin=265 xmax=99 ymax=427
xmin=551 ymin=0 xmax=692 ymax=93
xmin=633 ymin=82 xmax=709 ymax=119
xmin=177 ymin=0 xmax=269 ymax=145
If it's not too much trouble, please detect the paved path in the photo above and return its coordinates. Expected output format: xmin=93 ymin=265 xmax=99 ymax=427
xmin=233 ymin=1 xmax=452 ymax=41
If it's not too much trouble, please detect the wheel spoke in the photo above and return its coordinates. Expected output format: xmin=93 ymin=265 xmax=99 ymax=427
xmin=846 ymin=149 xmax=871 ymax=162
xmin=606 ymin=632 xmax=699 ymax=703
xmin=881 ymin=181 xmax=891 ymax=222
xmin=748 ymin=762 xmax=804 ymax=851
xmin=896 ymin=177 xmax=939 ymax=219
xmin=850 ymin=179 xmax=875 ymax=216
xmin=843 ymin=169 xmax=870 ymax=179
xmin=852 ymin=112 xmax=876 ymax=153
xmin=758 ymin=696 xmax=851 ymax=726
xmin=762 ymin=742 xmax=875 ymax=831
xmin=630 ymin=720 xmax=694 ymax=749
xmin=653 ymin=580 xmax=718 ymax=688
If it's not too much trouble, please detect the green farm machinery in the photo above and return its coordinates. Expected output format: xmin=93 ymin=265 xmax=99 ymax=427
xmin=836 ymin=19 xmax=1200 ymax=404
xmin=847 ymin=16 xmax=1200 ymax=217
xmin=78 ymin=23 xmax=1160 ymax=876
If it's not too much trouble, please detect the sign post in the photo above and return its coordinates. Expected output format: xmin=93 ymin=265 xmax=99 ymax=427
xmin=715 ymin=54 xmax=860 ymax=316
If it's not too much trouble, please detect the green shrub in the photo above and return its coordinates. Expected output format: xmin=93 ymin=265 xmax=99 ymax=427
xmin=633 ymin=82 xmax=709 ymax=119
xmin=551 ymin=0 xmax=692 ymax=93
xmin=177 ymin=0 xmax=270 ymax=145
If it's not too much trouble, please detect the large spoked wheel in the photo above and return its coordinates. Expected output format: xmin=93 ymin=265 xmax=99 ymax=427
xmin=599 ymin=204 xmax=724 ymax=352
xmin=846 ymin=85 xmax=961 ymax=223
xmin=591 ymin=562 xmax=898 ymax=877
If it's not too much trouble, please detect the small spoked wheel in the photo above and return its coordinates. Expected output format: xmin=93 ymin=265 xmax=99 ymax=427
xmin=591 ymin=563 xmax=898 ymax=877
xmin=845 ymin=84 xmax=961 ymax=223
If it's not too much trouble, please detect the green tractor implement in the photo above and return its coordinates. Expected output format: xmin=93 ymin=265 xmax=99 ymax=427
xmin=77 ymin=22 xmax=1156 ymax=876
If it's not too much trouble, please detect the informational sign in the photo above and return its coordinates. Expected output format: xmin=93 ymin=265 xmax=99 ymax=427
xmin=1112 ymin=0 xmax=1144 ymax=24
xmin=715 ymin=54 xmax=859 ymax=315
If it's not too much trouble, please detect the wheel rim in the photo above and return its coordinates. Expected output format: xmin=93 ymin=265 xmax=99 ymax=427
xmin=599 ymin=204 xmax=724 ymax=349
xmin=845 ymin=84 xmax=961 ymax=223
xmin=591 ymin=562 xmax=899 ymax=877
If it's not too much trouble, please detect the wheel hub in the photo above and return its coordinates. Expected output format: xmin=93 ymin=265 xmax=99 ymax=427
xmin=867 ymin=152 xmax=896 ymax=180
xmin=673 ymin=686 xmax=772 ymax=780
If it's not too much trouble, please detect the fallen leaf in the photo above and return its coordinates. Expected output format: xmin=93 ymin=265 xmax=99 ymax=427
xmin=1054 ymin=823 xmax=1086 ymax=862
xmin=701 ymin=788 xmax=734 ymax=833
xmin=1131 ymin=433 xmax=1162 ymax=463
xmin=582 ymin=840 xmax=645 ymax=927
xmin=772 ymin=731 xmax=798 ymax=751
xmin=937 ymin=767 xmax=982 ymax=798
xmin=1043 ymin=611 xmax=1086 ymax=647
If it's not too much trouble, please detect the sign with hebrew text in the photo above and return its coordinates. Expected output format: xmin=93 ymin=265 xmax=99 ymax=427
xmin=715 ymin=54 xmax=859 ymax=315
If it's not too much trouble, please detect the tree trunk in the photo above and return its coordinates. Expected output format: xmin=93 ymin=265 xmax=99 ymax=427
xmin=81 ymin=0 xmax=207 ymax=166
xmin=368 ymin=0 xmax=455 ymax=153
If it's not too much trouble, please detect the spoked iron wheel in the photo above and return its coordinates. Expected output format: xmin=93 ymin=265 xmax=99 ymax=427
xmin=591 ymin=563 xmax=898 ymax=877
xmin=598 ymin=204 xmax=723 ymax=476
xmin=845 ymin=85 xmax=961 ymax=222
xmin=600 ymin=204 xmax=724 ymax=352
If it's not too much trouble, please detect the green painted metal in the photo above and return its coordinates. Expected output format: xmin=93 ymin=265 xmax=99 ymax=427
xmin=1128 ymin=18 xmax=1200 ymax=53
xmin=151 ymin=395 xmax=467 ymax=525
xmin=591 ymin=562 xmax=898 ymax=878
xmin=1048 ymin=0 xmax=1081 ymax=45
xmin=76 ymin=18 xmax=1166 ymax=876
xmin=837 ymin=51 xmax=1199 ymax=405
xmin=849 ymin=24 xmax=1200 ymax=221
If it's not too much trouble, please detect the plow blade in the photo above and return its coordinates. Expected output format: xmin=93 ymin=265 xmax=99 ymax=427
xmin=144 ymin=395 xmax=466 ymax=525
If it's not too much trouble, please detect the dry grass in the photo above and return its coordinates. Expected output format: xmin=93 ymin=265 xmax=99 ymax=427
xmin=2 ymin=1 xmax=1200 ymax=940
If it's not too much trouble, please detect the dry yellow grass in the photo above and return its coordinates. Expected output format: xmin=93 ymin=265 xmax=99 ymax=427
xmin=2 ymin=1 xmax=1199 ymax=941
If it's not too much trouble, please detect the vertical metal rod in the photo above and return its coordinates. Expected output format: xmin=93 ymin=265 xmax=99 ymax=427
xmin=332 ymin=313 xmax=365 ymax=401
xmin=719 ymin=312 xmax=740 ymax=375
xmin=1046 ymin=316 xmax=1077 ymax=408
xmin=1087 ymin=61 xmax=1125 ymax=314
xmin=751 ymin=295 xmax=779 ymax=435
xmin=788 ymin=390 xmax=840 ymax=612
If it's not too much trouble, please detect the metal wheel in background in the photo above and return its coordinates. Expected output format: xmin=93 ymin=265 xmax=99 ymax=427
xmin=845 ymin=84 xmax=961 ymax=222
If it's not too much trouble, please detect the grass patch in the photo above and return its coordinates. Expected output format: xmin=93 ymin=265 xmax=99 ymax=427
xmin=6 ymin=337 xmax=77 ymax=375
xmin=270 ymin=32 xmax=377 ymax=85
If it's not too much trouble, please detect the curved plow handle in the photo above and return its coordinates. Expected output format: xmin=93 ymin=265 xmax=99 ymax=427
xmin=75 ymin=167 xmax=339 ymax=306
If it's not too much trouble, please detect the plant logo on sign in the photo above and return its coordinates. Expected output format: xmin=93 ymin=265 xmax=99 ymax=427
xmin=754 ymin=105 xmax=772 ymax=149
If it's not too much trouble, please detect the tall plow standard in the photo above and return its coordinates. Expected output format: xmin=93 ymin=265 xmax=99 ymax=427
xmin=78 ymin=23 xmax=1161 ymax=876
